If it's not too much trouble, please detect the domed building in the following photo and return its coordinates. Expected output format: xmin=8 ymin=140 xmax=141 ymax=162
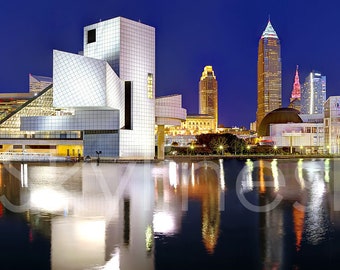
xmin=258 ymin=108 xmax=303 ymax=137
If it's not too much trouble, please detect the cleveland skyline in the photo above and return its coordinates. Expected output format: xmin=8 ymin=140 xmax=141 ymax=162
xmin=0 ymin=0 xmax=339 ymax=128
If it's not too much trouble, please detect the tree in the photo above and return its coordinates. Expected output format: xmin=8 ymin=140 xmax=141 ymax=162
xmin=210 ymin=136 xmax=228 ymax=154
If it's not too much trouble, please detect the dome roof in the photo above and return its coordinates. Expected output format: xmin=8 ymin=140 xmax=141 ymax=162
xmin=258 ymin=107 xmax=302 ymax=136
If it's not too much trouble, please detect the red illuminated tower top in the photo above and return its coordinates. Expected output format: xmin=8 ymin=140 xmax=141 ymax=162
xmin=291 ymin=65 xmax=301 ymax=99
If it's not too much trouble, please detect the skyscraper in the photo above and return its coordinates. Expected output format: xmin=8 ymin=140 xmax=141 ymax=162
xmin=256 ymin=20 xmax=282 ymax=131
xmin=301 ymin=72 xmax=326 ymax=115
xmin=288 ymin=66 xmax=301 ymax=112
xmin=199 ymin=66 xmax=218 ymax=131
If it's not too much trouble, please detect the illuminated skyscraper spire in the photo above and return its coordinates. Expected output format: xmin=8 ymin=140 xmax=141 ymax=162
xmin=288 ymin=65 xmax=301 ymax=112
xmin=291 ymin=65 xmax=301 ymax=99
xmin=261 ymin=20 xmax=279 ymax=39
xmin=256 ymin=19 xmax=281 ymax=131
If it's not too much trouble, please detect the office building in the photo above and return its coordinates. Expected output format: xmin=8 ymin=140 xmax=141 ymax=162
xmin=256 ymin=20 xmax=282 ymax=131
xmin=288 ymin=66 xmax=301 ymax=112
xmin=301 ymin=71 xmax=326 ymax=115
xmin=324 ymin=96 xmax=340 ymax=154
xmin=199 ymin=66 xmax=218 ymax=131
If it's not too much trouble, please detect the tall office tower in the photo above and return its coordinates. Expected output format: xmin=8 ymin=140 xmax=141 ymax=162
xmin=301 ymin=71 xmax=326 ymax=114
xmin=288 ymin=66 xmax=301 ymax=111
xmin=199 ymin=66 xmax=218 ymax=131
xmin=256 ymin=20 xmax=282 ymax=131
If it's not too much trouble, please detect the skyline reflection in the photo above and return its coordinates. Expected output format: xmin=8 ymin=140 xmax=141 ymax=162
xmin=0 ymin=158 xmax=338 ymax=269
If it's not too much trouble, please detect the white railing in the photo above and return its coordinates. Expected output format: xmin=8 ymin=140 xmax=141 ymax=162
xmin=0 ymin=152 xmax=66 ymax=162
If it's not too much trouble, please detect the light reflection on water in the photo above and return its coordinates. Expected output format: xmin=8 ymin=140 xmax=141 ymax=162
xmin=0 ymin=158 xmax=339 ymax=269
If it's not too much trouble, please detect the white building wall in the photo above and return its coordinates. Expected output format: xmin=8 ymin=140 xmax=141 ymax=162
xmin=268 ymin=122 xmax=324 ymax=153
xmin=119 ymin=18 xmax=155 ymax=158
xmin=324 ymin=96 xmax=340 ymax=154
xmin=83 ymin=17 xmax=155 ymax=158
xmin=53 ymin=50 xmax=107 ymax=108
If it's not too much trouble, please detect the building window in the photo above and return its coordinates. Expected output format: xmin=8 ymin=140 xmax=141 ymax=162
xmin=87 ymin=29 xmax=96 ymax=44
xmin=147 ymin=73 xmax=153 ymax=99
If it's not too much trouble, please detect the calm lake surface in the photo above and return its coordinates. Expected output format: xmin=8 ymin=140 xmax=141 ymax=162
xmin=0 ymin=158 xmax=340 ymax=269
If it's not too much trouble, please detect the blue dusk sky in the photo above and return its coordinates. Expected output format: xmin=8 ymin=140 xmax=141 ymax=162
xmin=0 ymin=0 xmax=339 ymax=128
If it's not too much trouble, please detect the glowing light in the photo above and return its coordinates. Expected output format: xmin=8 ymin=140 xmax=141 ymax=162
xmin=20 ymin=163 xmax=28 ymax=188
xmin=219 ymin=159 xmax=225 ymax=191
xmin=324 ymin=158 xmax=330 ymax=183
xmin=297 ymin=159 xmax=305 ymax=189
xmin=240 ymin=159 xmax=254 ymax=193
xmin=169 ymin=161 xmax=178 ymax=188
xmin=76 ymin=219 xmax=105 ymax=243
xmin=153 ymin=212 xmax=176 ymax=234
xmin=191 ymin=163 xmax=195 ymax=186
xmin=259 ymin=160 xmax=266 ymax=193
xmin=30 ymin=188 xmax=69 ymax=212
xmin=271 ymin=159 xmax=279 ymax=192
xmin=310 ymin=72 xmax=314 ymax=114
xmin=145 ymin=225 xmax=153 ymax=252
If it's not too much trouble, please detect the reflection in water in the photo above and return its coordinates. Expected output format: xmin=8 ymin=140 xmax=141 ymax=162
xmin=192 ymin=165 xmax=221 ymax=254
xmin=297 ymin=158 xmax=305 ymax=190
xmin=293 ymin=206 xmax=305 ymax=251
xmin=258 ymin=159 xmax=293 ymax=269
xmin=271 ymin=159 xmax=279 ymax=192
xmin=303 ymin=161 xmax=328 ymax=245
xmin=259 ymin=159 xmax=266 ymax=193
xmin=153 ymin=160 xmax=224 ymax=254
xmin=0 ymin=158 xmax=337 ymax=269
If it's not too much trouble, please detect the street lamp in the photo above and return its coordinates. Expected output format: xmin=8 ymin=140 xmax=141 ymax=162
xmin=96 ymin=150 xmax=102 ymax=165
xmin=246 ymin=145 xmax=250 ymax=155
xmin=190 ymin=144 xmax=195 ymax=155
xmin=273 ymin=145 xmax=277 ymax=155
xmin=300 ymin=145 xmax=303 ymax=155
xmin=219 ymin=145 xmax=223 ymax=155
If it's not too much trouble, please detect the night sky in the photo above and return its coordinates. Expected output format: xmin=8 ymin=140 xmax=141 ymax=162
xmin=1 ymin=0 xmax=340 ymax=128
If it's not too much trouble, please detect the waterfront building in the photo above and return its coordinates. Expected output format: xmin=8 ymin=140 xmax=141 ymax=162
xmin=268 ymin=122 xmax=324 ymax=154
xmin=256 ymin=20 xmax=282 ymax=131
xmin=29 ymin=74 xmax=52 ymax=94
xmin=324 ymin=96 xmax=340 ymax=154
xmin=0 ymin=17 xmax=185 ymax=159
xmin=258 ymin=108 xmax=324 ymax=153
xmin=0 ymin=74 xmax=51 ymax=120
xmin=0 ymin=92 xmax=35 ymax=120
xmin=199 ymin=66 xmax=218 ymax=131
xmin=162 ymin=114 xmax=214 ymax=146
xmin=288 ymin=66 xmax=301 ymax=112
xmin=301 ymin=71 xmax=326 ymax=115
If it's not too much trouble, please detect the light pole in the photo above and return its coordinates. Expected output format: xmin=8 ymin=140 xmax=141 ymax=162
xmin=247 ymin=145 xmax=250 ymax=155
xmin=273 ymin=145 xmax=277 ymax=155
xmin=190 ymin=145 xmax=195 ymax=155
xmin=219 ymin=145 xmax=224 ymax=155
xmin=300 ymin=146 xmax=303 ymax=155
xmin=96 ymin=150 xmax=102 ymax=165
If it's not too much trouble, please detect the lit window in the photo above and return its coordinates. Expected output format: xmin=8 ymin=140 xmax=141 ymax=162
xmin=147 ymin=73 xmax=153 ymax=99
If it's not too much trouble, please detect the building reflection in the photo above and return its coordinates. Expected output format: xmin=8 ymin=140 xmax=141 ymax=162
xmin=258 ymin=159 xmax=283 ymax=270
xmin=153 ymin=160 xmax=225 ymax=254
xmin=0 ymin=162 xmax=155 ymax=270
xmin=0 ymin=158 xmax=334 ymax=269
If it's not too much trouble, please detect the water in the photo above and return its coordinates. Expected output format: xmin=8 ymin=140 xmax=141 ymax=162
xmin=0 ymin=158 xmax=340 ymax=269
